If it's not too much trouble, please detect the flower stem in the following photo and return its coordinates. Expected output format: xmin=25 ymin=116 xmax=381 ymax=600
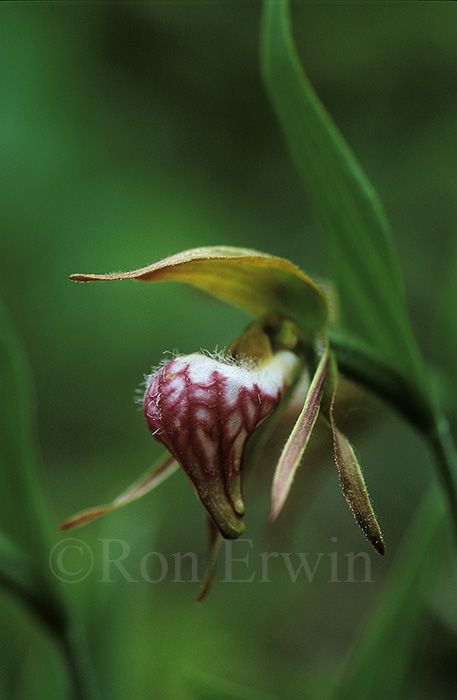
xmin=328 ymin=329 xmax=433 ymax=433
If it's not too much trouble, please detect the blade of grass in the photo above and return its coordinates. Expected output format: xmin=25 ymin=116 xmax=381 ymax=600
xmin=187 ymin=669 xmax=284 ymax=700
xmin=261 ymin=0 xmax=457 ymax=551
xmin=261 ymin=0 xmax=425 ymax=386
xmin=0 ymin=298 xmax=99 ymax=699
xmin=329 ymin=487 xmax=449 ymax=700
xmin=0 ymin=298 xmax=67 ymax=631
xmin=0 ymin=298 xmax=52 ymax=555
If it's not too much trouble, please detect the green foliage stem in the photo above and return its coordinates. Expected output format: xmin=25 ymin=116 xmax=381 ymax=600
xmin=261 ymin=0 xmax=457 ymax=547
xmin=0 ymin=299 xmax=99 ymax=700
xmin=261 ymin=0 xmax=425 ymax=386
xmin=330 ymin=487 xmax=447 ymax=700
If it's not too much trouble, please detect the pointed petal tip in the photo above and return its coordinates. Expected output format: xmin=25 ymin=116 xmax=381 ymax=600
xmin=69 ymin=272 xmax=116 ymax=282
xmin=331 ymin=416 xmax=387 ymax=558
xmin=69 ymin=274 xmax=89 ymax=282
xmin=269 ymin=506 xmax=280 ymax=524
xmin=269 ymin=488 xmax=287 ymax=523
xmin=371 ymin=534 xmax=386 ymax=556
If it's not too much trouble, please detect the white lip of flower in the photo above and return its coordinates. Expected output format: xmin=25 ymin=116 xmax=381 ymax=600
xmin=143 ymin=350 xmax=299 ymax=538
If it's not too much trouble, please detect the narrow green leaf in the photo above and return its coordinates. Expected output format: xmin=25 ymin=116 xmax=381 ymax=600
xmin=0 ymin=299 xmax=70 ymax=627
xmin=0 ymin=532 xmax=39 ymax=610
xmin=0 ymin=532 xmax=64 ymax=640
xmin=187 ymin=669 xmax=284 ymax=700
xmin=261 ymin=0 xmax=425 ymax=385
xmin=0 ymin=298 xmax=100 ymax=698
xmin=331 ymin=488 xmax=448 ymax=700
xmin=0 ymin=298 xmax=51 ymax=556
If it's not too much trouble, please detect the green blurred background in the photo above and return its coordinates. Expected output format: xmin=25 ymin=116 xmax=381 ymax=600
xmin=1 ymin=3 xmax=457 ymax=699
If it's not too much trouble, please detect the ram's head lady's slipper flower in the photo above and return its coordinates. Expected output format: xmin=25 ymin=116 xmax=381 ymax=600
xmin=60 ymin=247 xmax=385 ymax=563
xmin=143 ymin=317 xmax=300 ymax=539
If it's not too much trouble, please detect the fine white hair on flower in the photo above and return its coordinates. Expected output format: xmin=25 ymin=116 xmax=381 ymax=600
xmin=136 ymin=347 xmax=264 ymax=407
xmin=134 ymin=349 xmax=181 ymax=406
xmin=143 ymin=349 xmax=299 ymax=411
xmin=201 ymin=347 xmax=258 ymax=371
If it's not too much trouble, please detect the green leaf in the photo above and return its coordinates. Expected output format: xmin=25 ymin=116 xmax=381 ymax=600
xmin=261 ymin=0 xmax=425 ymax=385
xmin=187 ymin=670 xmax=284 ymax=700
xmin=0 ymin=298 xmax=100 ymax=698
xmin=0 ymin=298 xmax=68 ymax=627
xmin=0 ymin=298 xmax=51 ymax=556
xmin=69 ymin=246 xmax=329 ymax=341
xmin=331 ymin=488 xmax=447 ymax=700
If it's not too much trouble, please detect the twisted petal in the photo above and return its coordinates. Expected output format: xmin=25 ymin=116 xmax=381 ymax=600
xmin=330 ymin=406 xmax=385 ymax=555
xmin=271 ymin=339 xmax=329 ymax=521
xmin=70 ymin=246 xmax=328 ymax=340
xmin=196 ymin=517 xmax=222 ymax=603
xmin=59 ymin=453 xmax=178 ymax=530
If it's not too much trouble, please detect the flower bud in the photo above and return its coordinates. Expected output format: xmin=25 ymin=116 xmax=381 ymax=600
xmin=143 ymin=349 xmax=299 ymax=538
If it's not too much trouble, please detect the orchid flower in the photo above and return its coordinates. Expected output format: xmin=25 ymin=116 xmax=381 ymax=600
xmin=60 ymin=247 xmax=385 ymax=565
